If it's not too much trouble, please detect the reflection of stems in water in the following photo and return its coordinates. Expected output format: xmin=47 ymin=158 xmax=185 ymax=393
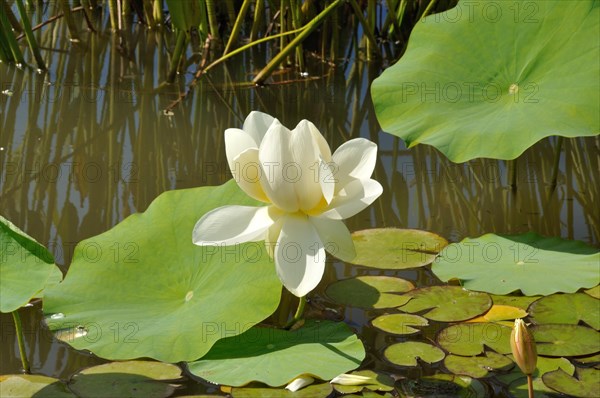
xmin=12 ymin=310 xmax=30 ymax=373
xmin=549 ymin=136 xmax=564 ymax=193
xmin=509 ymin=159 xmax=518 ymax=191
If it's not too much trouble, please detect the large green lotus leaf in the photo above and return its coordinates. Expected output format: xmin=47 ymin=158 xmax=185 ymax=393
xmin=0 ymin=215 xmax=61 ymax=313
xmin=187 ymin=320 xmax=365 ymax=387
xmin=0 ymin=375 xmax=75 ymax=398
xmin=529 ymin=293 xmax=600 ymax=330
xmin=371 ymin=0 xmax=600 ymax=162
xmin=69 ymin=361 xmax=181 ymax=398
xmin=437 ymin=323 xmax=512 ymax=356
xmin=532 ymin=324 xmax=600 ymax=357
xmin=326 ymin=276 xmax=414 ymax=309
xmin=331 ymin=370 xmax=395 ymax=394
xmin=499 ymin=356 xmax=575 ymax=398
xmin=398 ymin=286 xmax=492 ymax=322
xmin=232 ymin=383 xmax=333 ymax=398
xmin=400 ymin=374 xmax=486 ymax=398
xmin=444 ymin=352 xmax=513 ymax=378
xmin=432 ymin=233 xmax=600 ymax=296
xmin=349 ymin=228 xmax=448 ymax=269
xmin=543 ymin=367 xmax=600 ymax=397
xmin=372 ymin=313 xmax=428 ymax=335
xmin=384 ymin=341 xmax=445 ymax=367
xmin=43 ymin=181 xmax=282 ymax=362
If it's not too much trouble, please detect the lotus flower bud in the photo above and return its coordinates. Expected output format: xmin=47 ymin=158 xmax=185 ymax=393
xmin=510 ymin=318 xmax=537 ymax=375
xmin=285 ymin=375 xmax=314 ymax=392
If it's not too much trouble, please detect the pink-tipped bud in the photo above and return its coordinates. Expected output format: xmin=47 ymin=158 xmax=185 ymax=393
xmin=510 ymin=318 xmax=537 ymax=375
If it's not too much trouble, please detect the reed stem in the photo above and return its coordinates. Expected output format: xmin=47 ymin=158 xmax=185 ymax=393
xmin=549 ymin=136 xmax=564 ymax=192
xmin=253 ymin=0 xmax=344 ymax=84
xmin=15 ymin=0 xmax=46 ymax=70
xmin=224 ymin=0 xmax=252 ymax=55
xmin=167 ymin=30 xmax=187 ymax=82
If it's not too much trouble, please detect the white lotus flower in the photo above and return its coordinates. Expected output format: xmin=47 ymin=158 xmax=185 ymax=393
xmin=285 ymin=375 xmax=315 ymax=391
xmin=193 ymin=111 xmax=383 ymax=297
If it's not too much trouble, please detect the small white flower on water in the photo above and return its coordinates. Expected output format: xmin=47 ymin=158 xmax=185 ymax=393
xmin=193 ymin=111 xmax=383 ymax=297
xmin=285 ymin=375 xmax=315 ymax=391
xmin=330 ymin=373 xmax=375 ymax=385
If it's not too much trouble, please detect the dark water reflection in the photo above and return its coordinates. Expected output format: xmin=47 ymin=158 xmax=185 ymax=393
xmin=1 ymin=24 xmax=599 ymax=396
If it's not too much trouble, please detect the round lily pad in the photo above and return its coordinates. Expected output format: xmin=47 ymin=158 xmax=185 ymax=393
xmin=542 ymin=367 xmax=600 ymax=398
xmin=1 ymin=215 xmax=61 ymax=313
xmin=372 ymin=0 xmax=599 ymax=162
xmin=444 ymin=352 xmax=513 ymax=378
xmin=400 ymin=374 xmax=486 ymax=398
xmin=349 ymin=228 xmax=448 ymax=269
xmin=398 ymin=286 xmax=492 ymax=322
xmin=500 ymin=356 xmax=575 ymax=398
xmin=231 ymin=383 xmax=333 ymax=397
xmin=466 ymin=305 xmax=527 ymax=325
xmin=574 ymin=353 xmax=600 ymax=365
xmin=187 ymin=320 xmax=365 ymax=387
xmin=0 ymin=375 xmax=75 ymax=398
xmin=490 ymin=295 xmax=540 ymax=311
xmin=529 ymin=293 xmax=600 ymax=330
xmin=69 ymin=361 xmax=181 ymax=398
xmin=372 ymin=314 xmax=428 ymax=335
xmin=331 ymin=370 xmax=395 ymax=394
xmin=437 ymin=323 xmax=512 ymax=356
xmin=432 ymin=233 xmax=600 ymax=296
xmin=326 ymin=276 xmax=414 ymax=309
xmin=384 ymin=341 xmax=445 ymax=367
xmin=43 ymin=181 xmax=282 ymax=362
xmin=532 ymin=324 xmax=600 ymax=357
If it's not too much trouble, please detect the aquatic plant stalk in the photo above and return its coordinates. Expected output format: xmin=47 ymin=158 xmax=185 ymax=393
xmin=167 ymin=31 xmax=187 ymax=83
xmin=250 ymin=0 xmax=265 ymax=40
xmin=549 ymin=136 xmax=564 ymax=192
xmin=11 ymin=310 xmax=30 ymax=373
xmin=285 ymin=296 xmax=306 ymax=329
xmin=224 ymin=0 xmax=252 ymax=55
xmin=205 ymin=0 xmax=220 ymax=40
xmin=15 ymin=0 xmax=46 ymax=70
xmin=60 ymin=0 xmax=80 ymax=40
xmin=253 ymin=0 xmax=344 ymax=84
xmin=0 ymin=6 xmax=25 ymax=64
xmin=347 ymin=0 xmax=381 ymax=59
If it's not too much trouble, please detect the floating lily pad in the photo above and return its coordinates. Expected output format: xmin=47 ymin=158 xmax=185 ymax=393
xmin=585 ymin=285 xmax=600 ymax=299
xmin=437 ymin=323 xmax=512 ymax=356
xmin=398 ymin=286 xmax=491 ymax=322
xmin=542 ymin=367 xmax=600 ymax=398
xmin=372 ymin=313 xmax=428 ymax=335
xmin=466 ymin=305 xmax=527 ymax=324
xmin=0 ymin=375 xmax=75 ymax=398
xmin=384 ymin=341 xmax=445 ymax=367
xmin=542 ymin=368 xmax=600 ymax=398
xmin=432 ymin=233 xmax=600 ymax=296
xmin=529 ymin=293 xmax=600 ymax=330
xmin=331 ymin=370 xmax=395 ymax=394
xmin=400 ymin=374 xmax=486 ymax=398
xmin=326 ymin=276 xmax=414 ymax=309
xmin=574 ymin=353 xmax=600 ymax=365
xmin=187 ymin=320 xmax=364 ymax=387
xmin=500 ymin=356 xmax=575 ymax=398
xmin=371 ymin=0 xmax=600 ymax=162
xmin=349 ymin=228 xmax=448 ymax=269
xmin=490 ymin=295 xmax=540 ymax=311
xmin=231 ymin=383 xmax=333 ymax=398
xmin=69 ymin=361 xmax=181 ymax=398
xmin=44 ymin=181 xmax=282 ymax=362
xmin=532 ymin=324 xmax=600 ymax=357
xmin=1 ymin=215 xmax=61 ymax=313
xmin=444 ymin=352 xmax=513 ymax=378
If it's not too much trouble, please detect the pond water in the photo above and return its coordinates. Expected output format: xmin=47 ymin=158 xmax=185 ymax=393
xmin=1 ymin=13 xmax=599 ymax=398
